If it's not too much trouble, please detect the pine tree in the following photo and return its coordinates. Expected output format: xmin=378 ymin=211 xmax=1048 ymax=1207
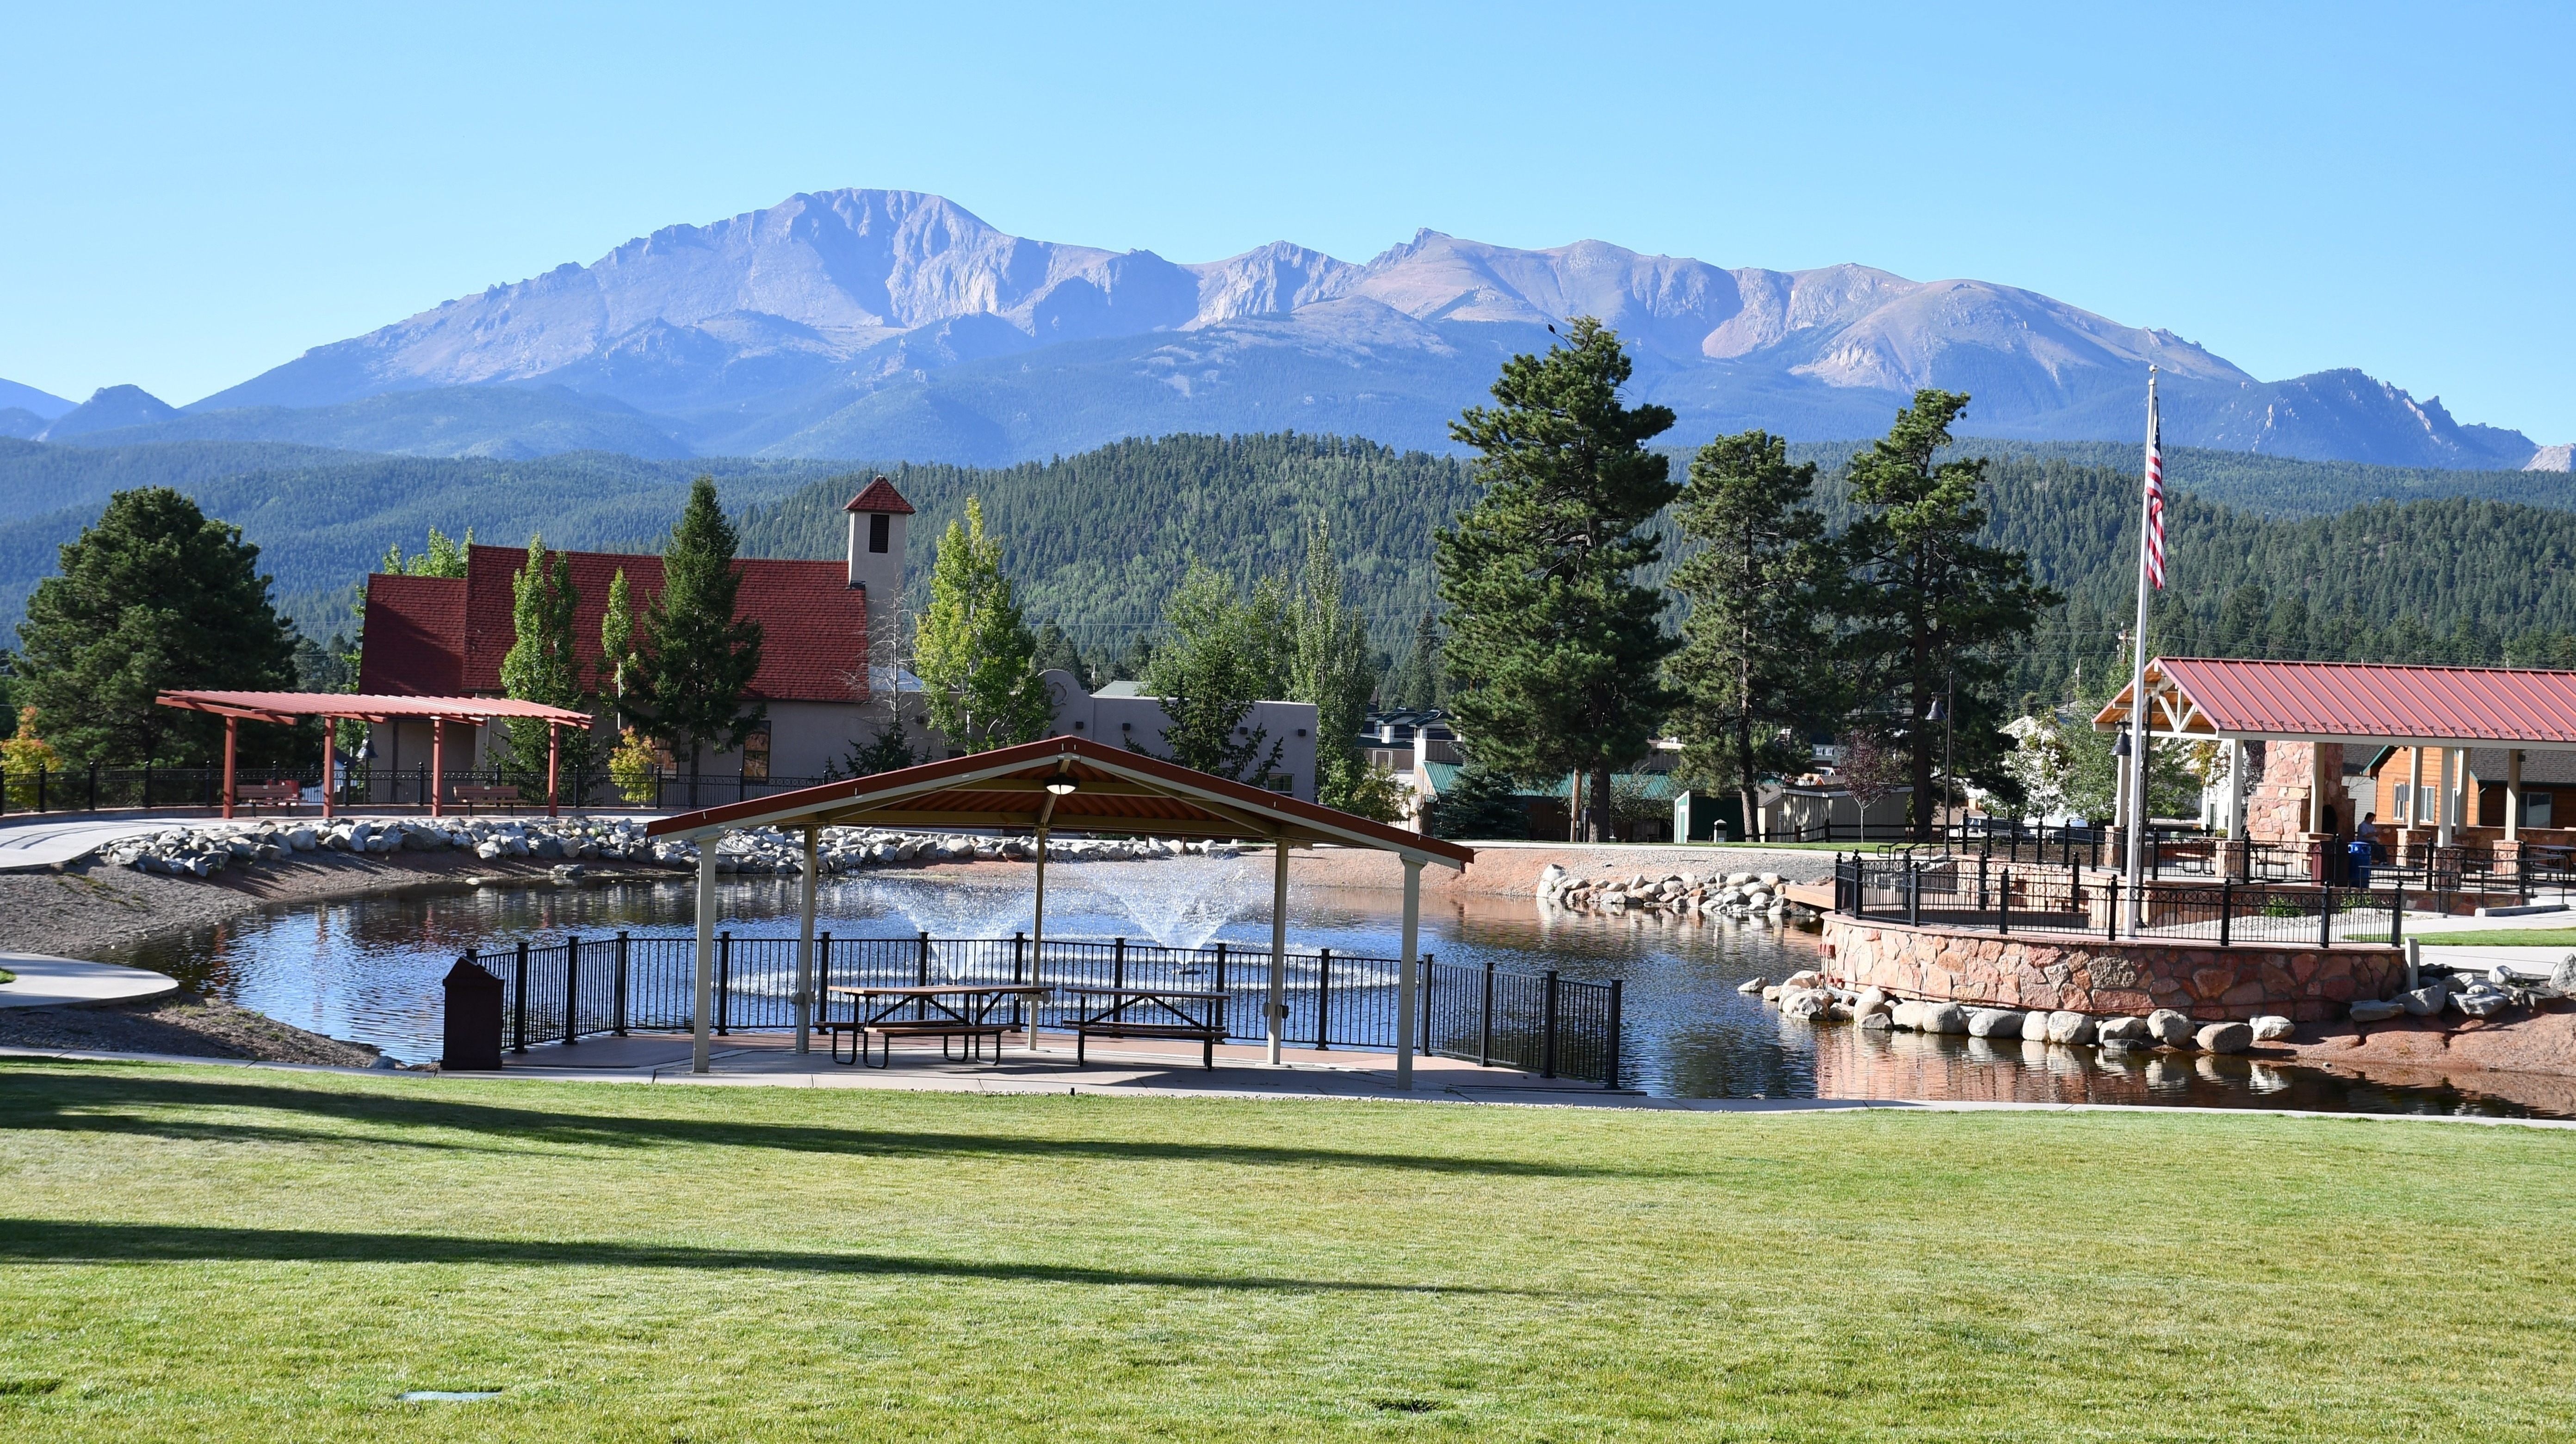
xmin=912 ymin=496 xmax=1049 ymax=754
xmin=1666 ymin=430 xmax=1840 ymax=837
xmin=1839 ymin=392 xmax=2059 ymax=838
xmin=625 ymin=478 xmax=764 ymax=797
xmin=496 ymin=535 xmax=596 ymax=791
xmin=17 ymin=488 xmax=302 ymax=766
xmin=1383 ymin=613 xmax=1446 ymax=709
xmin=1142 ymin=562 xmax=1288 ymax=784
xmin=1435 ymin=317 xmax=1680 ymax=842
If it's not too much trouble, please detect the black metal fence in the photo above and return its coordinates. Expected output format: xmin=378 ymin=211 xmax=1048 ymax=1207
xmin=466 ymin=931 xmax=1623 ymax=1086
xmin=1834 ymin=854 xmax=2405 ymax=948
xmin=0 ymin=762 xmax=857 ymax=816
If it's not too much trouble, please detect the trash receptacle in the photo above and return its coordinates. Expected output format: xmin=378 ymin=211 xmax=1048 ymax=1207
xmin=2346 ymin=839 xmax=2373 ymax=890
xmin=442 ymin=958 xmax=504 ymax=1071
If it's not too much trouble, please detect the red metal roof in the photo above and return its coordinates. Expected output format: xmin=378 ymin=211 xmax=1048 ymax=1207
xmin=157 ymin=691 xmax=593 ymax=725
xmin=842 ymin=477 xmax=915 ymax=514
xmin=647 ymin=735 xmax=1476 ymax=867
xmin=2094 ymin=657 xmax=2576 ymax=745
xmin=454 ymin=545 xmax=866 ymax=704
xmin=356 ymin=574 xmax=466 ymax=696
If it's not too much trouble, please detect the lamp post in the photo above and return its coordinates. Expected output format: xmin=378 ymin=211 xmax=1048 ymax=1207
xmin=1925 ymin=675 xmax=1955 ymax=837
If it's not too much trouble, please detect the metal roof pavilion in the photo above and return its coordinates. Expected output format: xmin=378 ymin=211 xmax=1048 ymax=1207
xmin=2093 ymin=658 xmax=2576 ymax=749
xmin=647 ymin=735 xmax=1475 ymax=1081
xmin=154 ymin=690 xmax=594 ymax=819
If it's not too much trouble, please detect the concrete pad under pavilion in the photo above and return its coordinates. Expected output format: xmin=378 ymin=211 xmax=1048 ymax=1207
xmin=646 ymin=736 xmax=1475 ymax=1087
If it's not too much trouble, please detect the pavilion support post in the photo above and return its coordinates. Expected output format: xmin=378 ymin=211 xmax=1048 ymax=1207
xmin=2436 ymin=746 xmax=2455 ymax=849
xmin=1267 ymin=840 xmax=1289 ymax=1066
xmin=222 ymin=716 xmax=238 ymax=820
xmin=2409 ymin=747 xmax=2426 ymax=829
xmin=546 ymin=721 xmax=560 ymax=818
xmin=431 ymin=718 xmax=445 ymax=819
xmin=692 ymin=837 xmax=718 ymax=1074
xmin=1030 ymin=826 xmax=1048 ymax=1051
xmin=320 ymin=719 xmax=335 ymax=821
xmin=2507 ymin=748 xmax=2523 ymax=842
xmin=1395 ymin=858 xmax=1422 ymax=1091
xmin=795 ymin=824 xmax=817 ymax=1054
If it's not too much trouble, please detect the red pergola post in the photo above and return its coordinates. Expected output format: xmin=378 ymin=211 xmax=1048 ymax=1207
xmin=320 ymin=719 xmax=335 ymax=821
xmin=222 ymin=716 xmax=238 ymax=820
xmin=547 ymin=721 xmax=561 ymax=818
xmin=431 ymin=718 xmax=445 ymax=819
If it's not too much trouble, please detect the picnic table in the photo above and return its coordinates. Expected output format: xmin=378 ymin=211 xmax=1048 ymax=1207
xmin=1054 ymin=984 xmax=1231 ymax=1070
xmin=823 ymin=983 xmax=1053 ymax=1068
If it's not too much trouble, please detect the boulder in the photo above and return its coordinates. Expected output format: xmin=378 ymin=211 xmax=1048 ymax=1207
xmin=2399 ymin=985 xmax=2447 ymax=1017
xmin=1782 ymin=970 xmax=1826 ymax=991
xmin=1535 ymin=864 xmax=1568 ymax=900
xmin=1853 ymin=986 xmax=1891 ymax=1017
xmin=1858 ymin=1009 xmax=1895 ymax=1030
xmin=1923 ymin=1003 xmax=1969 ymax=1035
xmin=1780 ymin=989 xmax=1832 ymax=1021
xmin=2196 ymin=1021 xmax=2254 ymax=1054
xmin=2451 ymin=991 xmax=2510 ymax=1019
xmin=2096 ymin=1016 xmax=2154 ymax=1044
xmin=2549 ymin=954 xmax=2576 ymax=993
xmin=1735 ymin=977 xmax=1768 ymax=995
xmin=2043 ymin=1010 xmax=2094 ymax=1046
xmin=286 ymin=827 xmax=317 ymax=851
xmin=475 ymin=840 xmax=505 ymax=861
xmin=1966 ymin=1008 xmax=2024 ymax=1039
xmin=2250 ymin=1015 xmax=2296 ymax=1043
xmin=2145 ymin=1009 xmax=2196 ymax=1047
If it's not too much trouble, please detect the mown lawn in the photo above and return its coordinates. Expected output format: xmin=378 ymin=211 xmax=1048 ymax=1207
xmin=3 ymin=1061 xmax=2574 ymax=1442
xmin=2410 ymin=928 xmax=2576 ymax=948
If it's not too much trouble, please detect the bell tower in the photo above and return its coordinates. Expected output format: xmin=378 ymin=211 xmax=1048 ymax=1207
xmin=843 ymin=476 xmax=915 ymax=695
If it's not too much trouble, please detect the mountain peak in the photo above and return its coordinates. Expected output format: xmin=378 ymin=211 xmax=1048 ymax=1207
xmin=38 ymin=384 xmax=178 ymax=441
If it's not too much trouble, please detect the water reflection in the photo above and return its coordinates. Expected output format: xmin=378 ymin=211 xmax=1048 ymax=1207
xmin=99 ymin=872 xmax=2560 ymax=1118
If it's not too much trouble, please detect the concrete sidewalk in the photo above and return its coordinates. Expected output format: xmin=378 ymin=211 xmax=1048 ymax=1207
xmin=0 ymin=954 xmax=178 ymax=1009
xmin=0 ymin=814 xmax=211 ymax=872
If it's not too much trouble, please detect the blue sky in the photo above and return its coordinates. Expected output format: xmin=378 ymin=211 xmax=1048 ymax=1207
xmin=6 ymin=1 xmax=2571 ymax=440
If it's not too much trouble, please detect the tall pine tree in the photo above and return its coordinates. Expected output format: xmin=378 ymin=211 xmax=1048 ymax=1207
xmin=1435 ymin=317 xmax=1679 ymax=842
xmin=625 ymin=478 xmax=764 ymax=798
xmin=1840 ymin=392 xmax=2059 ymax=838
xmin=1666 ymin=430 xmax=1839 ymax=836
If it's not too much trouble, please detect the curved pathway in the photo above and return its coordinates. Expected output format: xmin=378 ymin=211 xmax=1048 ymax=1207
xmin=0 ymin=954 xmax=180 ymax=1009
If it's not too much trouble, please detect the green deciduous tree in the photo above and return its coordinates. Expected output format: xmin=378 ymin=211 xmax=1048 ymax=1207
xmin=1839 ymin=391 xmax=2060 ymax=838
xmin=599 ymin=568 xmax=637 ymax=703
xmin=1286 ymin=522 xmax=1389 ymax=814
xmin=380 ymin=527 xmax=472 ymax=578
xmin=496 ymin=535 xmax=598 ymax=791
xmin=1142 ymin=561 xmax=1288 ymax=785
xmin=17 ymin=488 xmax=302 ymax=766
xmin=1436 ymin=316 xmax=1681 ymax=842
xmin=913 ymin=496 xmax=1050 ymax=755
xmin=625 ymin=478 xmax=764 ymax=797
xmin=1666 ymin=430 xmax=1841 ymax=837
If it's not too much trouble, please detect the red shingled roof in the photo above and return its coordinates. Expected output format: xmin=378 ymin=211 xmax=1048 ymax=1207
xmin=363 ymin=547 xmax=867 ymax=705
xmin=2095 ymin=657 xmax=2576 ymax=745
xmin=356 ymin=574 xmax=465 ymax=695
xmin=842 ymin=476 xmax=915 ymax=514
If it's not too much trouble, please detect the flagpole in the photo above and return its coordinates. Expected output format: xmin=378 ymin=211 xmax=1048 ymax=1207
xmin=2124 ymin=367 xmax=2158 ymax=930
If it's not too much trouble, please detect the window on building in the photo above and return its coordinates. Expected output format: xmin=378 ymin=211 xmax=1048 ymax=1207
xmin=2527 ymin=791 xmax=2554 ymax=829
xmin=868 ymin=514 xmax=890 ymax=554
xmin=743 ymin=730 xmax=770 ymax=781
xmin=2392 ymin=782 xmax=2412 ymax=821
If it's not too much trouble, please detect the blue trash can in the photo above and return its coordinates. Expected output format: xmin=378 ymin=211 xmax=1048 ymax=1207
xmin=2346 ymin=839 xmax=2374 ymax=890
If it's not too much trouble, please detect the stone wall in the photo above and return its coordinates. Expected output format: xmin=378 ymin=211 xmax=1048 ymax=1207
xmin=1820 ymin=916 xmax=2402 ymax=1023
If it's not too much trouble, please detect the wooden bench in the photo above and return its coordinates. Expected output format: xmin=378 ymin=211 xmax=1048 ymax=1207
xmin=232 ymin=781 xmax=303 ymax=813
xmin=449 ymin=784 xmax=520 ymax=815
xmin=844 ymin=1022 xmax=1010 ymax=1068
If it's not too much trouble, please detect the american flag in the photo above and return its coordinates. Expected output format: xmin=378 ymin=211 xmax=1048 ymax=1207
xmin=2143 ymin=384 xmax=2167 ymax=590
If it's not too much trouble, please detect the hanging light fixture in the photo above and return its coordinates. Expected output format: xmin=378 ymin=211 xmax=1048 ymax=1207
xmin=1044 ymin=777 xmax=1079 ymax=796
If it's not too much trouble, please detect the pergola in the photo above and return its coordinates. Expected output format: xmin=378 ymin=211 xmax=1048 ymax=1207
xmin=645 ymin=735 xmax=1476 ymax=1084
xmin=2093 ymin=657 xmax=2576 ymax=846
xmin=153 ymin=690 xmax=596 ymax=820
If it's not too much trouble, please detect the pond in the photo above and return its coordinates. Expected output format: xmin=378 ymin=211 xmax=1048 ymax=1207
xmin=105 ymin=864 xmax=2560 ymax=1119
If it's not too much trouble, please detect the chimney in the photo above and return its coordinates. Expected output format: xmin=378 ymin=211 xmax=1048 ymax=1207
xmin=842 ymin=476 xmax=916 ymax=673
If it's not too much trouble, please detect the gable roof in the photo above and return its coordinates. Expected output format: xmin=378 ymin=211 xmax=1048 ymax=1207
xmin=842 ymin=476 xmax=915 ymax=514
xmin=2096 ymin=657 xmax=2576 ymax=749
xmin=356 ymin=574 xmax=465 ymax=695
xmin=459 ymin=545 xmax=865 ymax=704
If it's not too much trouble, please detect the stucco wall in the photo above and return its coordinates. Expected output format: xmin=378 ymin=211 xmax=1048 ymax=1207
xmin=1820 ymin=915 xmax=2402 ymax=1023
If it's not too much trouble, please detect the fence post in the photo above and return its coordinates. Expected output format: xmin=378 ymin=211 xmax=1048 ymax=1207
xmin=1113 ymin=936 xmax=1127 ymax=992
xmin=2390 ymin=891 xmax=2404 ymax=950
xmin=817 ymin=933 xmax=833 ymax=1029
xmin=2219 ymin=880 xmax=2233 ymax=948
xmin=1420 ymin=953 xmax=1435 ymax=1057
xmin=916 ymin=931 xmax=929 ymax=1020
xmin=512 ymin=940 xmax=529 ymax=1054
xmin=2320 ymin=886 xmax=2334 ymax=950
xmin=2105 ymin=878 xmax=2119 ymax=943
xmin=614 ymin=931 xmax=629 ymax=1035
xmin=1479 ymin=959 xmax=1495 ymax=1068
xmin=1977 ymin=855 xmax=1988 ymax=912
xmin=1604 ymin=977 xmax=1622 ymax=1090
xmin=717 ymin=931 xmax=732 ymax=1035
xmin=1998 ymin=866 xmax=2012 ymax=935
xmin=1314 ymin=946 xmax=1330 ymax=1049
xmin=1541 ymin=969 xmax=1560 ymax=1079
xmin=564 ymin=936 xmax=581 ymax=1045
xmin=1906 ymin=862 xmax=1921 ymax=927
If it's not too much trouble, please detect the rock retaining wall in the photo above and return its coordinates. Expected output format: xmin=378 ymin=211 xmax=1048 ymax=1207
xmin=1820 ymin=916 xmax=2404 ymax=1023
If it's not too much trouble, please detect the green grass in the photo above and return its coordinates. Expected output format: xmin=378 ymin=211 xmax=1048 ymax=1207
xmin=5 ymin=1061 xmax=2576 ymax=1441
xmin=0 ymin=968 xmax=14 ymax=984
xmin=2406 ymin=929 xmax=2576 ymax=948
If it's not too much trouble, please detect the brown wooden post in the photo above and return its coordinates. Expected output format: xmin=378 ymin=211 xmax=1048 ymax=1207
xmin=547 ymin=720 xmax=561 ymax=818
xmin=319 ymin=715 xmax=334 ymax=820
xmin=430 ymin=717 xmax=445 ymax=818
xmin=222 ymin=715 xmax=238 ymax=819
